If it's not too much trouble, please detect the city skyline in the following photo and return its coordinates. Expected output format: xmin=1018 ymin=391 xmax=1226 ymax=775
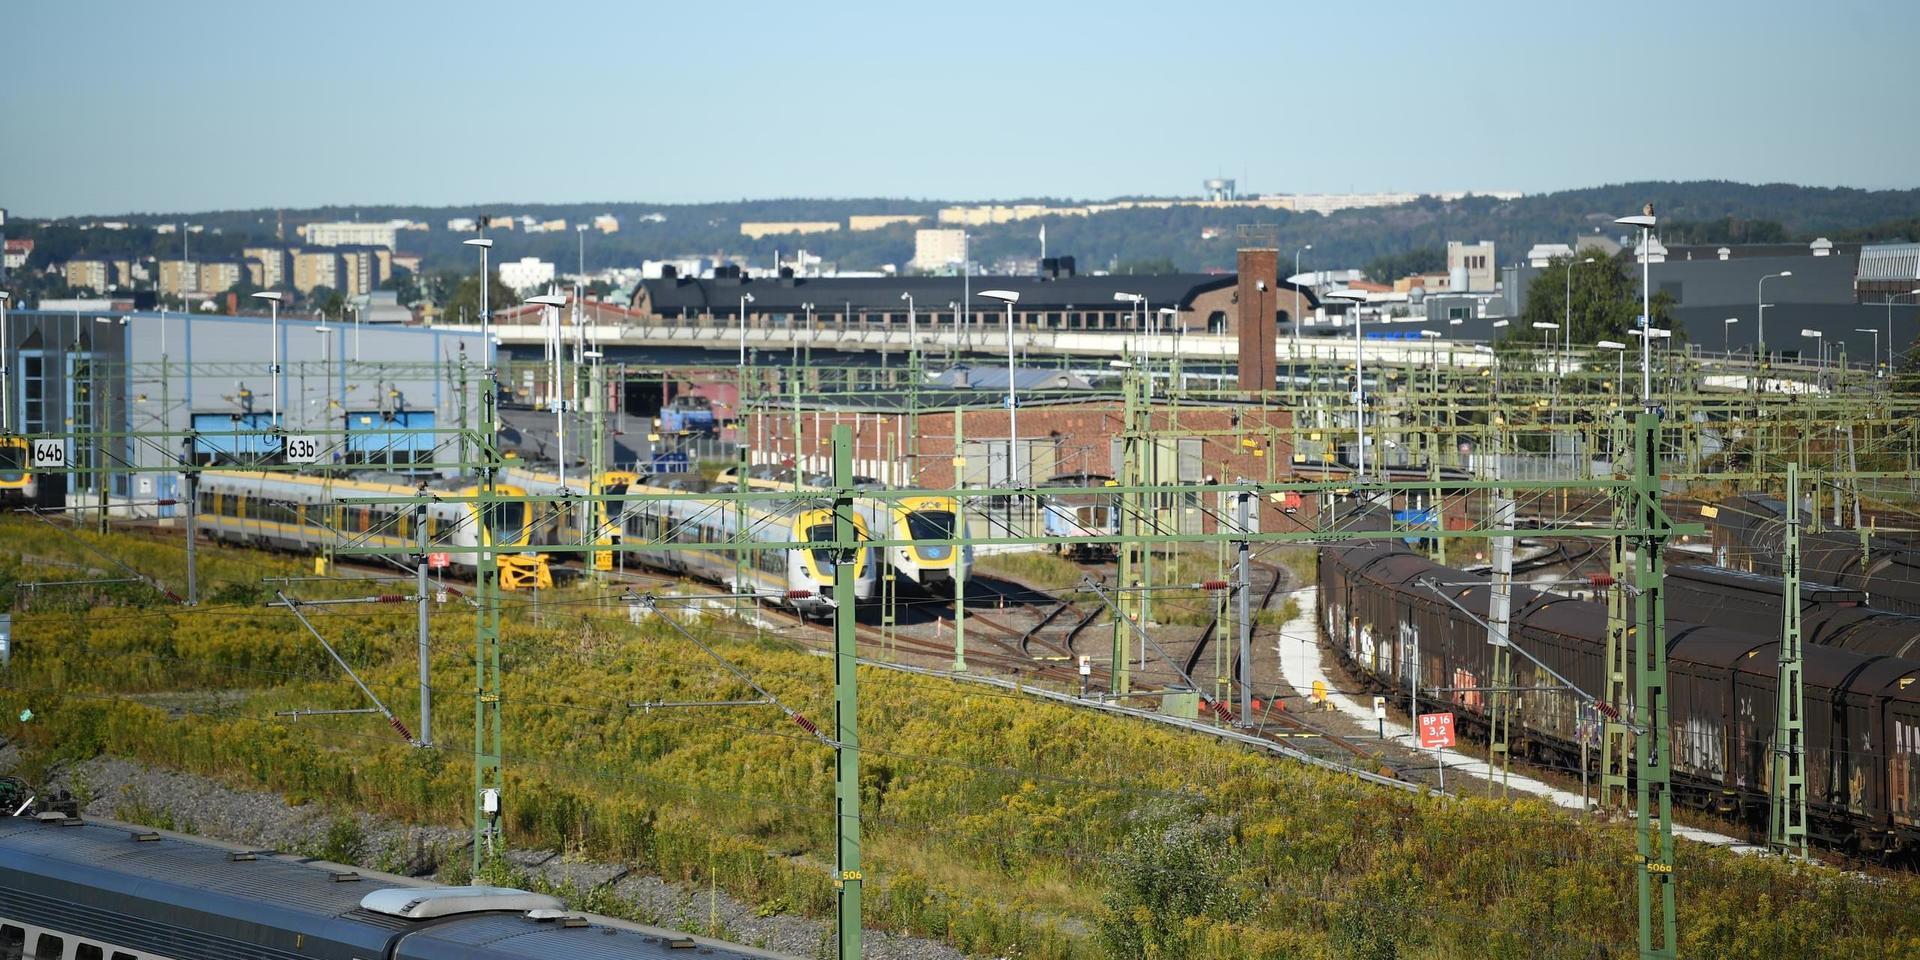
xmin=5 ymin=0 xmax=1918 ymax=218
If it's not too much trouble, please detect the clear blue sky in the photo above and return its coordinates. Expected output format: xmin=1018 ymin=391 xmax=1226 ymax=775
xmin=5 ymin=0 xmax=1915 ymax=217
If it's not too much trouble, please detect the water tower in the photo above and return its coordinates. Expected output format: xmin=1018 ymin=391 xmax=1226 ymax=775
xmin=1204 ymin=178 xmax=1237 ymax=202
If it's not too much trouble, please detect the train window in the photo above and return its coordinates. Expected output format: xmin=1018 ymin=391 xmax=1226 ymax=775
xmin=906 ymin=510 xmax=956 ymax=542
xmin=1 ymin=925 xmax=20 ymax=960
xmin=110 ymin=954 xmax=134 ymax=960
xmin=31 ymin=934 xmax=61 ymax=960
xmin=77 ymin=945 xmax=103 ymax=960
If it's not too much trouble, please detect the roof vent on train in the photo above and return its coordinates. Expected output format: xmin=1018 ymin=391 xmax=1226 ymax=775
xmin=360 ymin=885 xmax=564 ymax=919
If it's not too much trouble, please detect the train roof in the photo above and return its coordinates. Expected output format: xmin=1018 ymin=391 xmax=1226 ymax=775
xmin=0 ymin=814 xmax=415 ymax=955
xmin=1671 ymin=630 xmax=1774 ymax=672
xmin=0 ymin=815 xmax=798 ymax=960
xmin=1847 ymin=656 xmax=1920 ymax=700
xmin=1808 ymin=608 xmax=1920 ymax=658
xmin=390 ymin=910 xmax=785 ymax=960
xmin=1669 ymin=562 xmax=1867 ymax=605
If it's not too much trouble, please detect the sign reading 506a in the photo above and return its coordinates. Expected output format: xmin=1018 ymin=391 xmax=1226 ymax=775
xmin=283 ymin=435 xmax=323 ymax=464
xmin=29 ymin=439 xmax=66 ymax=469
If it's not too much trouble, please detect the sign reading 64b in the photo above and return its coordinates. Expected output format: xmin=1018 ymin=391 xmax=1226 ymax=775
xmin=29 ymin=439 xmax=66 ymax=469
xmin=283 ymin=435 xmax=323 ymax=464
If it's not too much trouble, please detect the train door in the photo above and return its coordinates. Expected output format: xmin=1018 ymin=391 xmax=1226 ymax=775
xmin=1891 ymin=706 xmax=1920 ymax=830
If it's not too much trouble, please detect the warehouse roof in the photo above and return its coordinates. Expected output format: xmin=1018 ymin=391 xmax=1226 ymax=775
xmin=634 ymin=271 xmax=1308 ymax=317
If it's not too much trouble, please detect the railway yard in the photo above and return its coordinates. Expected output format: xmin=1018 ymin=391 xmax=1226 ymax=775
xmin=8 ymin=322 xmax=1920 ymax=960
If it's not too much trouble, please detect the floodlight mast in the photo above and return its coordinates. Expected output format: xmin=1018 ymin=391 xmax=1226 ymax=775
xmin=463 ymin=238 xmax=495 ymax=371
xmin=0 ymin=290 xmax=11 ymax=432
xmin=1326 ymin=287 xmax=1372 ymax=480
xmin=1614 ymin=213 xmax=1657 ymax=408
xmin=979 ymin=289 xmax=1022 ymax=489
xmin=526 ymin=294 xmax=570 ymax=489
xmin=250 ymin=291 xmax=287 ymax=425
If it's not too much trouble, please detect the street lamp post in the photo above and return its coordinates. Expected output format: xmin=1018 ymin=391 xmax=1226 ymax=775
xmin=463 ymin=238 xmax=495 ymax=371
xmin=979 ymin=290 xmax=1022 ymax=492
xmin=1533 ymin=321 xmax=1562 ymax=433
xmin=1855 ymin=329 xmax=1881 ymax=378
xmin=900 ymin=292 xmax=916 ymax=364
xmin=0 ymin=290 xmax=11 ymax=433
xmin=1564 ymin=256 xmax=1595 ymax=358
xmin=1532 ymin=321 xmax=1560 ymax=355
xmin=1597 ymin=340 xmax=1628 ymax=397
xmin=1757 ymin=270 xmax=1793 ymax=364
xmin=1159 ymin=306 xmax=1180 ymax=392
xmin=1891 ymin=289 xmax=1920 ymax=377
xmin=250 ymin=292 xmax=287 ymax=426
xmin=1615 ymin=213 xmax=1658 ymax=408
xmin=1801 ymin=328 xmax=1825 ymax=369
xmin=312 ymin=322 xmax=332 ymax=431
xmin=1114 ymin=291 xmax=1145 ymax=363
xmin=526 ymin=294 xmax=571 ymax=488
xmin=738 ymin=292 xmax=755 ymax=367
xmin=1294 ymin=244 xmax=1312 ymax=351
xmin=1326 ymin=288 xmax=1372 ymax=479
xmin=1723 ymin=317 xmax=1738 ymax=356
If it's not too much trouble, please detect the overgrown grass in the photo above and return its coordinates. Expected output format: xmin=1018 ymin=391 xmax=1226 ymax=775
xmin=972 ymin=549 xmax=1086 ymax=590
xmin=6 ymin=518 xmax=1919 ymax=959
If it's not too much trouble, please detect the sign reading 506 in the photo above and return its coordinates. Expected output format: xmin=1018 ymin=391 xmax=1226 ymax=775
xmin=283 ymin=435 xmax=323 ymax=464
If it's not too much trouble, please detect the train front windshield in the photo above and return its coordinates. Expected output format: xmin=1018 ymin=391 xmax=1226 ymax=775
xmin=485 ymin=501 xmax=529 ymax=544
xmin=1052 ymin=494 xmax=1112 ymax=530
xmin=600 ymin=483 xmax=629 ymax=530
xmin=806 ymin=522 xmax=862 ymax=568
xmin=0 ymin=443 xmax=24 ymax=480
xmin=906 ymin=510 xmax=956 ymax=542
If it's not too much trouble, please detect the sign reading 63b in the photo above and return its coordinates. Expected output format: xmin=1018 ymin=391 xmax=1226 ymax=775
xmin=283 ymin=435 xmax=323 ymax=464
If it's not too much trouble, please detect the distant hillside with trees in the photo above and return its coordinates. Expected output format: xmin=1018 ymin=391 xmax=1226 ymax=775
xmin=11 ymin=181 xmax=1920 ymax=298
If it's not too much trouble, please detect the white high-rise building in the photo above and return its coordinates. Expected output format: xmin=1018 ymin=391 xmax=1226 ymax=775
xmin=498 ymin=257 xmax=556 ymax=293
xmin=911 ymin=228 xmax=968 ymax=271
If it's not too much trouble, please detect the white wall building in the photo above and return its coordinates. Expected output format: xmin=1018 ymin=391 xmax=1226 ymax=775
xmin=641 ymin=258 xmax=712 ymax=279
xmin=303 ymin=220 xmax=409 ymax=249
xmin=911 ymin=228 xmax=968 ymax=271
xmin=499 ymin=256 xmax=556 ymax=292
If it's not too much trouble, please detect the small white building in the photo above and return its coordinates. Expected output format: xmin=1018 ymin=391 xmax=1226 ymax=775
xmin=498 ymin=256 xmax=556 ymax=292
xmin=303 ymin=220 xmax=409 ymax=249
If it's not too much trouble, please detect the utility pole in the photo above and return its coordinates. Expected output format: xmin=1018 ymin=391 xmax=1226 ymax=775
xmin=182 ymin=434 xmax=198 ymax=605
xmin=1486 ymin=430 xmax=1515 ymax=799
xmin=1769 ymin=461 xmax=1808 ymax=858
xmin=589 ymin=360 xmax=608 ymax=578
xmin=1113 ymin=369 xmax=1143 ymax=695
xmin=952 ymin=410 xmax=967 ymax=673
xmin=829 ymin=424 xmax=863 ymax=960
xmin=472 ymin=378 xmax=504 ymax=871
xmin=1631 ymin=411 xmax=1678 ymax=960
xmin=735 ymin=442 xmax=750 ymax=614
xmin=1235 ymin=489 xmax=1252 ymax=722
xmin=1601 ymin=416 xmax=1632 ymax=811
xmin=416 ymin=496 xmax=433 ymax=748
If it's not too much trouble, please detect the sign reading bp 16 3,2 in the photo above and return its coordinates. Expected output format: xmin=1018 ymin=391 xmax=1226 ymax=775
xmin=1417 ymin=712 xmax=1457 ymax=750
xmin=283 ymin=435 xmax=322 ymax=464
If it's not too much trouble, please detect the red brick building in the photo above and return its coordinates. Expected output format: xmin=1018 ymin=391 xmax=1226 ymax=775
xmin=741 ymin=397 xmax=1327 ymax=534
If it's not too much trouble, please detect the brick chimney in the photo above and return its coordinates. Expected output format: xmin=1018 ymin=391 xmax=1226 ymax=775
xmin=1236 ymin=248 xmax=1279 ymax=391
